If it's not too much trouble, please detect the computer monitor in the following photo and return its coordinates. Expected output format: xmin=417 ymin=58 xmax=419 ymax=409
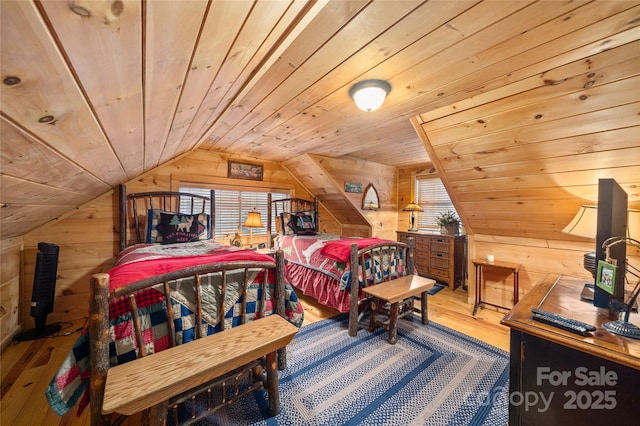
xmin=593 ymin=179 xmax=627 ymax=309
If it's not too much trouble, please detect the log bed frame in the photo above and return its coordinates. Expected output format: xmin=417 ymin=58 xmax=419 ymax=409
xmin=88 ymin=186 xmax=297 ymax=425
xmin=118 ymin=184 xmax=216 ymax=251
xmin=268 ymin=196 xmax=415 ymax=336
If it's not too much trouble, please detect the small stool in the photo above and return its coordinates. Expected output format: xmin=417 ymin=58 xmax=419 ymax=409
xmin=362 ymin=275 xmax=436 ymax=344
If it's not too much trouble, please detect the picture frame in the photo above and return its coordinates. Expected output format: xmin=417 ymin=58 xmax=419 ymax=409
xmin=362 ymin=183 xmax=380 ymax=210
xmin=345 ymin=181 xmax=362 ymax=193
xmin=595 ymin=260 xmax=617 ymax=295
xmin=228 ymin=161 xmax=263 ymax=181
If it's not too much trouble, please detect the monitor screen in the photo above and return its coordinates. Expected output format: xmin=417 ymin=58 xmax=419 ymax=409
xmin=593 ymin=179 xmax=628 ymax=309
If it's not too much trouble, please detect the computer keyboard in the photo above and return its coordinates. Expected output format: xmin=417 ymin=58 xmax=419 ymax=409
xmin=531 ymin=308 xmax=596 ymax=336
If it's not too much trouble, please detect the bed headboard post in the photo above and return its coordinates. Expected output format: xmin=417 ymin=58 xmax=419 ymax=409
xmin=314 ymin=197 xmax=319 ymax=233
xmin=209 ymin=189 xmax=215 ymax=238
xmin=119 ymin=185 xmax=127 ymax=252
xmin=267 ymin=193 xmax=273 ymax=248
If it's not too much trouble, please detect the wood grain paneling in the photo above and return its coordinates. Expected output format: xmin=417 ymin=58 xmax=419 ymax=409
xmin=4 ymin=1 xmax=638 ymax=240
xmin=39 ymin=0 xmax=145 ymax=179
xmin=0 ymin=238 xmax=22 ymax=349
xmin=314 ymin=155 xmax=398 ymax=240
xmin=414 ymin=40 xmax=640 ymax=243
xmin=0 ymin=1 xmax=127 ymax=186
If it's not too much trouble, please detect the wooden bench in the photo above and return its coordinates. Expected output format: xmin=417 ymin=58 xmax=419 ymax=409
xmin=102 ymin=315 xmax=298 ymax=422
xmin=88 ymin=252 xmax=299 ymax=425
xmin=363 ymin=275 xmax=436 ymax=344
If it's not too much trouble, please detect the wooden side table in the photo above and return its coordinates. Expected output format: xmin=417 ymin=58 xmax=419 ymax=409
xmin=363 ymin=275 xmax=436 ymax=344
xmin=472 ymin=258 xmax=521 ymax=315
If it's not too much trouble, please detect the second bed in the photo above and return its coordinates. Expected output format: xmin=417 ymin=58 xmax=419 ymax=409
xmin=270 ymin=197 xmax=415 ymax=336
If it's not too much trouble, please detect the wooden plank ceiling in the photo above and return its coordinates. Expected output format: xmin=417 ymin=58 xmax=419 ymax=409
xmin=1 ymin=0 xmax=639 ymax=240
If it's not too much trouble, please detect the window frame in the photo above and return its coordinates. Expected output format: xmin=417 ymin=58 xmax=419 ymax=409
xmin=414 ymin=174 xmax=459 ymax=233
xmin=172 ymin=176 xmax=293 ymax=240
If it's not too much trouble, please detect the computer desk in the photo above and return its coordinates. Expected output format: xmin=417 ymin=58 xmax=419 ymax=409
xmin=501 ymin=274 xmax=640 ymax=424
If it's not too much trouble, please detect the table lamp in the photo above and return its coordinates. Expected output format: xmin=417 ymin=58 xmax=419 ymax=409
xmin=601 ymin=236 xmax=640 ymax=339
xmin=402 ymin=202 xmax=423 ymax=232
xmin=243 ymin=209 xmax=263 ymax=248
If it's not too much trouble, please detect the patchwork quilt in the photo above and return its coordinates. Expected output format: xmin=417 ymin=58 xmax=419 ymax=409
xmin=46 ymin=241 xmax=304 ymax=417
xmin=274 ymin=234 xmax=408 ymax=290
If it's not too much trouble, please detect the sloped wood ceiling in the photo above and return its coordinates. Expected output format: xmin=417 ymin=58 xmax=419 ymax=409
xmin=1 ymin=1 xmax=639 ymax=240
xmin=282 ymin=155 xmax=365 ymax=228
xmin=282 ymin=154 xmax=390 ymax=235
xmin=413 ymin=40 xmax=640 ymax=240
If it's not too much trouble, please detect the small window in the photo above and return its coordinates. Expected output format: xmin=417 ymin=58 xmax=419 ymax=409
xmin=179 ymin=186 xmax=288 ymax=238
xmin=414 ymin=176 xmax=459 ymax=232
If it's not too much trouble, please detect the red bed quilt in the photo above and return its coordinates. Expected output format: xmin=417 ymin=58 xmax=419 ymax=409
xmin=274 ymin=234 xmax=408 ymax=312
xmin=46 ymin=240 xmax=304 ymax=417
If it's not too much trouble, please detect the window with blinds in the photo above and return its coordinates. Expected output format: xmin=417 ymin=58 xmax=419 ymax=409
xmin=414 ymin=176 xmax=459 ymax=232
xmin=179 ymin=186 xmax=288 ymax=239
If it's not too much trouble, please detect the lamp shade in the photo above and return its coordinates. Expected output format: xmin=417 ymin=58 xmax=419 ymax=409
xmin=402 ymin=202 xmax=423 ymax=212
xmin=563 ymin=206 xmax=639 ymax=240
xmin=243 ymin=210 xmax=263 ymax=228
xmin=562 ymin=205 xmax=597 ymax=238
xmin=349 ymin=79 xmax=391 ymax=112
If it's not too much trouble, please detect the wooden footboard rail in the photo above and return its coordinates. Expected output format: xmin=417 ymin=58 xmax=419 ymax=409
xmin=88 ymin=251 xmax=299 ymax=426
xmin=348 ymin=237 xmax=415 ymax=336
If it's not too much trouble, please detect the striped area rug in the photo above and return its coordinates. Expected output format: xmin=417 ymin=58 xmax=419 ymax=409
xmin=206 ymin=314 xmax=509 ymax=425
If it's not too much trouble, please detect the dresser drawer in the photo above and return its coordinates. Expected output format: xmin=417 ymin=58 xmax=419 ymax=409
xmin=397 ymin=233 xmax=429 ymax=251
xmin=398 ymin=232 xmax=465 ymax=289
xmin=415 ymin=264 xmax=430 ymax=275
xmin=416 ymin=257 xmax=431 ymax=268
xmin=429 ymin=267 xmax=450 ymax=280
xmin=412 ymin=237 xmax=430 ymax=246
xmin=430 ymin=255 xmax=450 ymax=270
xmin=414 ymin=242 xmax=430 ymax=252
xmin=431 ymin=249 xmax=449 ymax=260
xmin=430 ymin=239 xmax=450 ymax=253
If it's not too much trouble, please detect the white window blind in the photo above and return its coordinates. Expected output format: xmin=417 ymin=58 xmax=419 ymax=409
xmin=415 ymin=176 xmax=458 ymax=232
xmin=179 ymin=186 xmax=287 ymax=238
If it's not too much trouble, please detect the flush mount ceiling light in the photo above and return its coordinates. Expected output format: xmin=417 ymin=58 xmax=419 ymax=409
xmin=349 ymin=79 xmax=391 ymax=112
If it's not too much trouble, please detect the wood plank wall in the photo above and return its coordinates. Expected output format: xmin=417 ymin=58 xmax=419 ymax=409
xmin=8 ymin=150 xmax=390 ymax=334
xmin=406 ymin=39 xmax=640 ymax=310
xmin=316 ymin=156 xmax=397 ymax=240
xmin=279 ymin=154 xmax=399 ymax=239
xmin=0 ymin=238 xmax=22 ymax=350
xmin=281 ymin=154 xmax=370 ymax=237
xmin=5 ymin=148 xmax=638 ymax=339
xmin=396 ymin=164 xmax=640 ymax=310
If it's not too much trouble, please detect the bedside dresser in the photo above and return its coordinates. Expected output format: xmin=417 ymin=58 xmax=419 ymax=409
xmin=396 ymin=232 xmax=466 ymax=289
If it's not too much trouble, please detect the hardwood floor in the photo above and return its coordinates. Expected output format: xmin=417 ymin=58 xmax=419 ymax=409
xmin=1 ymin=287 xmax=510 ymax=425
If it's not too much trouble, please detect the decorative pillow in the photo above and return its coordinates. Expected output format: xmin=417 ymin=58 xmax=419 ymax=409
xmin=159 ymin=212 xmax=204 ymax=244
xmin=146 ymin=209 xmax=210 ymax=244
xmin=286 ymin=212 xmax=316 ymax=236
xmin=279 ymin=212 xmax=294 ymax=236
xmin=146 ymin=209 xmax=167 ymax=243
